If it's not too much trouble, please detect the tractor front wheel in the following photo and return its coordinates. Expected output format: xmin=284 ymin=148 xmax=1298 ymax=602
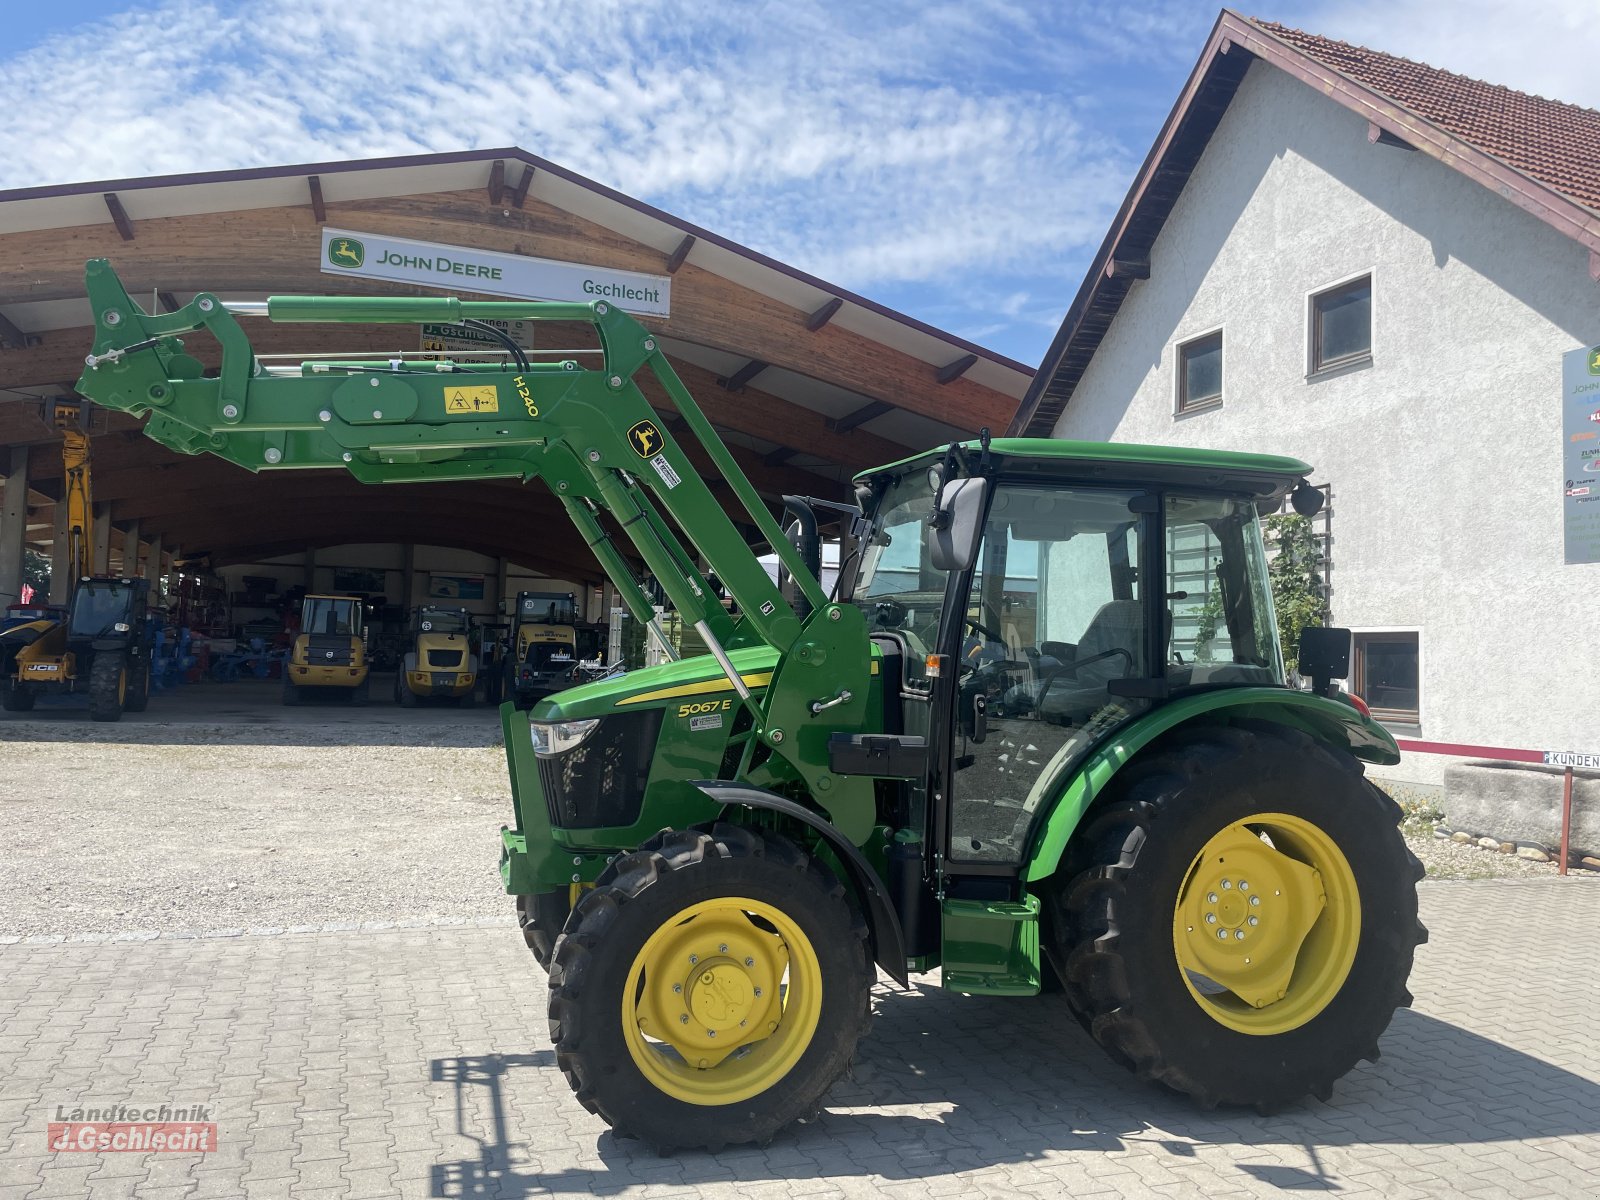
xmin=1 ymin=679 xmax=35 ymax=712
xmin=123 ymin=652 xmax=151 ymax=713
xmin=548 ymin=823 xmax=872 ymax=1150
xmin=88 ymin=654 xmax=128 ymax=723
xmin=1044 ymin=720 xmax=1425 ymax=1113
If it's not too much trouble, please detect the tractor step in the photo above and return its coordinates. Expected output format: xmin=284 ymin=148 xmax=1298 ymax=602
xmin=940 ymin=894 xmax=1041 ymax=996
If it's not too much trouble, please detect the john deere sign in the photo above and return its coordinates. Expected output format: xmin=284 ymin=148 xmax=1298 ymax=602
xmin=318 ymin=227 xmax=671 ymax=317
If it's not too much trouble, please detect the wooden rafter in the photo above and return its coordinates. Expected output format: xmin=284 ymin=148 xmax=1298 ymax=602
xmin=487 ymin=159 xmax=506 ymax=206
xmin=936 ymin=354 xmax=978 ymax=385
xmin=666 ymin=235 xmax=695 ymax=274
xmin=804 ymin=297 xmax=843 ymax=332
xmin=827 ymin=399 xmax=892 ymax=433
xmin=308 ymin=175 xmax=327 ymax=222
xmin=103 ymin=193 xmax=135 ymax=241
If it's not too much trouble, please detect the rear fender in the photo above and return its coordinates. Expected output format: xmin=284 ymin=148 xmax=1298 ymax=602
xmin=692 ymin=780 xmax=908 ymax=987
xmin=1023 ymin=687 xmax=1399 ymax=884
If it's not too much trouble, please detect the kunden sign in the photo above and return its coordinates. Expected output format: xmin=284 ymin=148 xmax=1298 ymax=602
xmin=318 ymin=227 xmax=671 ymax=317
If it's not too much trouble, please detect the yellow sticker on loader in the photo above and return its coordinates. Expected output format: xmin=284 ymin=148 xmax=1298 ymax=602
xmin=443 ymin=385 xmax=500 ymax=414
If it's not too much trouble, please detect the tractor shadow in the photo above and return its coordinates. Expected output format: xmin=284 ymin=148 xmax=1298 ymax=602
xmin=428 ymin=981 xmax=1600 ymax=1197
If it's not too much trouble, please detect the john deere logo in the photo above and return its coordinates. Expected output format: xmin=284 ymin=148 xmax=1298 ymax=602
xmin=328 ymin=238 xmax=364 ymax=269
xmin=1588 ymin=346 xmax=1600 ymax=376
xmin=626 ymin=419 xmax=664 ymax=458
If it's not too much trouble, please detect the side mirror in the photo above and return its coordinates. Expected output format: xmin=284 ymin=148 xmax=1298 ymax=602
xmin=929 ymin=478 xmax=989 ymax=572
xmin=1298 ymin=626 xmax=1350 ymax=696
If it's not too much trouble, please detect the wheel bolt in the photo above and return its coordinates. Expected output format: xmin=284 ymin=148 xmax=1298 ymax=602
xmin=1221 ymin=879 xmax=1232 ymax=890
xmin=1239 ymin=881 xmax=1250 ymax=892
xmin=1205 ymin=913 xmax=1217 ymax=924
xmin=708 ymin=1030 xmax=717 ymax=1038
xmin=745 ymin=957 xmax=755 ymax=967
xmin=672 ymin=983 xmax=682 ymax=993
xmin=679 ymin=1014 xmax=688 ymax=1024
xmin=1216 ymin=930 xmax=1227 ymax=940
xmin=1248 ymin=916 xmax=1259 ymax=927
xmin=1207 ymin=893 xmax=1219 ymax=904
xmin=1250 ymin=895 xmax=1261 ymax=907
xmin=1235 ymin=930 xmax=1245 ymax=940
xmin=689 ymin=954 xmax=698 ymax=964
xmin=753 ymin=987 xmax=762 ymax=997
xmin=719 ymin=944 xmax=729 ymax=953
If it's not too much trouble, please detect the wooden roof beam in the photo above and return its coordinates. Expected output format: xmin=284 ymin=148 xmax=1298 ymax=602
xmin=764 ymin=447 xmax=797 ymax=468
xmin=720 ymin=359 xmax=768 ymax=391
xmin=487 ymin=159 xmax=506 ymax=207
xmin=1104 ymin=258 xmax=1151 ymax=281
xmin=103 ymin=193 xmax=135 ymax=241
xmin=0 ymin=310 xmax=38 ymax=350
xmin=936 ymin=354 xmax=979 ymax=385
xmin=805 ymin=297 xmax=843 ymax=332
xmin=510 ymin=165 xmax=535 ymax=209
xmin=826 ymin=399 xmax=893 ymax=434
xmin=308 ymin=175 xmax=327 ymax=222
xmin=666 ymin=235 xmax=695 ymax=274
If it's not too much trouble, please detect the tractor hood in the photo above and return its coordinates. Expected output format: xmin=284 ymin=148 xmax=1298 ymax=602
xmin=527 ymin=645 xmax=780 ymax=721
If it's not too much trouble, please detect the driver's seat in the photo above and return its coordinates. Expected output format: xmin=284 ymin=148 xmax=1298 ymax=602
xmin=1039 ymin=599 xmax=1142 ymax=724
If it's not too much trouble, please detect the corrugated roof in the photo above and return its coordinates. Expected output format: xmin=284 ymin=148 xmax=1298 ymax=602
xmin=1259 ymin=20 xmax=1600 ymax=212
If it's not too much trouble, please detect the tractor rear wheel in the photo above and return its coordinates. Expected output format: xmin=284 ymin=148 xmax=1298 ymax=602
xmin=88 ymin=654 xmax=127 ymax=723
xmin=1043 ymin=720 xmax=1425 ymax=1113
xmin=123 ymin=652 xmax=151 ymax=713
xmin=281 ymin=678 xmax=301 ymax=706
xmin=2 ymin=679 xmax=35 ymax=712
xmin=548 ymin=822 xmax=872 ymax=1150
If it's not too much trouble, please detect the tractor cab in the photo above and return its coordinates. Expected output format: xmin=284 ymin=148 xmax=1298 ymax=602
xmin=395 ymin=604 xmax=478 ymax=707
xmin=1 ymin=576 xmax=152 ymax=721
xmin=283 ymin=593 xmax=369 ymax=705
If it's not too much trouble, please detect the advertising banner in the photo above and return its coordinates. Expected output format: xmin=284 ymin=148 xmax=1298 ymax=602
xmin=319 ymin=227 xmax=670 ymax=317
xmin=1562 ymin=344 xmax=1600 ymax=564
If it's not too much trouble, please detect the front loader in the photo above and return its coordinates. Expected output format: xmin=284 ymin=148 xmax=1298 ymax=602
xmin=396 ymin=604 xmax=478 ymax=706
xmin=74 ymin=259 xmax=1424 ymax=1150
xmin=282 ymin=592 xmax=370 ymax=705
xmin=0 ymin=399 xmax=152 ymax=721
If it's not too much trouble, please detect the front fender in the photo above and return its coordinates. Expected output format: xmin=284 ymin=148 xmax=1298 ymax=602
xmin=1023 ymin=688 xmax=1399 ymax=884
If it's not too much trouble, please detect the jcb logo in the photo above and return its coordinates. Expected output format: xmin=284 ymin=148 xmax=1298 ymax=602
xmin=328 ymin=238 xmax=364 ymax=268
xmin=513 ymin=376 xmax=538 ymax=419
xmin=627 ymin=420 xmax=663 ymax=458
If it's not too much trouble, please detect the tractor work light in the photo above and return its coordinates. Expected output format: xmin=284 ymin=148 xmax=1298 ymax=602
xmin=530 ymin=718 xmax=600 ymax=758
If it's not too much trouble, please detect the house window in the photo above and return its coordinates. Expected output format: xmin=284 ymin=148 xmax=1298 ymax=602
xmin=1353 ymin=631 xmax=1419 ymax=725
xmin=1311 ymin=276 xmax=1372 ymax=373
xmin=1177 ymin=330 xmax=1223 ymax=414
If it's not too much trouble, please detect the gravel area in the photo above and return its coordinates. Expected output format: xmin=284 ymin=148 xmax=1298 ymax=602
xmin=2 ymin=698 xmax=1590 ymax=939
xmin=0 ymin=719 xmax=514 ymax=939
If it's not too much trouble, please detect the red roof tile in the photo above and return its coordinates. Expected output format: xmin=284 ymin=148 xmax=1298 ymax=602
xmin=1254 ymin=19 xmax=1600 ymax=212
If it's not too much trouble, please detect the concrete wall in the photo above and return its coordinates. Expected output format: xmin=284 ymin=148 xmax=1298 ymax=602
xmin=1051 ymin=61 xmax=1600 ymax=785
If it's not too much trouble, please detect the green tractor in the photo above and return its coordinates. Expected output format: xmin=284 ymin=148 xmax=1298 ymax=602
xmin=74 ymin=259 xmax=1424 ymax=1152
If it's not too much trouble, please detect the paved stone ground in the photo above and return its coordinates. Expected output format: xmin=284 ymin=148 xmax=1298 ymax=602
xmin=2 ymin=878 xmax=1597 ymax=1199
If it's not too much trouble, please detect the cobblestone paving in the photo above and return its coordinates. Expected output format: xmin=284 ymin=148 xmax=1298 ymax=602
xmin=2 ymin=877 xmax=1596 ymax=1198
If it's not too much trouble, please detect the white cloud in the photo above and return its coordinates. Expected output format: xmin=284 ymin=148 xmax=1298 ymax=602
xmin=1298 ymin=0 xmax=1600 ymax=110
xmin=0 ymin=0 xmax=1153 ymax=301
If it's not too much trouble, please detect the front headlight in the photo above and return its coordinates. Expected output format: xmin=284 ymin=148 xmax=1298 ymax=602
xmin=113 ymin=622 xmax=130 ymax=633
xmin=530 ymin=717 xmax=600 ymax=758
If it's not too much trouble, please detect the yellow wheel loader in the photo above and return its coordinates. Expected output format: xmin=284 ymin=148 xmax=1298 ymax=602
xmin=395 ymin=604 xmax=478 ymax=707
xmin=282 ymin=593 xmax=369 ymax=705
xmin=504 ymin=590 xmax=579 ymax=710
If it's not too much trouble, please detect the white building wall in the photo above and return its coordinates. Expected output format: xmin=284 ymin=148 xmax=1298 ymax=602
xmin=1052 ymin=61 xmax=1600 ymax=785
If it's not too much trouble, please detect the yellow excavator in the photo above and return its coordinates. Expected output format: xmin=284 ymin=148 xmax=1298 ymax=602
xmin=0 ymin=399 xmax=152 ymax=721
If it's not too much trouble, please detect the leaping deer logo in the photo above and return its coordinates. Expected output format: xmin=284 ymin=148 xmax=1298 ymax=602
xmin=627 ymin=420 xmax=663 ymax=458
xmin=328 ymin=238 xmax=364 ymax=268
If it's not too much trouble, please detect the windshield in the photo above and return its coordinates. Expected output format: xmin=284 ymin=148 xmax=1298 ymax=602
xmin=416 ymin=608 xmax=468 ymax=634
xmin=303 ymin=597 xmax=360 ymax=637
xmin=68 ymin=582 xmax=135 ymax=637
xmin=851 ymin=470 xmax=945 ymax=653
xmin=519 ymin=593 xmax=575 ymax=624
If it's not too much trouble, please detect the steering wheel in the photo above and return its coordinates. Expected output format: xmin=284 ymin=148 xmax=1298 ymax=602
xmin=964 ymin=615 xmax=1007 ymax=645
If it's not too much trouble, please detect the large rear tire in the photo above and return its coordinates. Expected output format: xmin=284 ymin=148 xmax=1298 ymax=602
xmin=1042 ymin=720 xmax=1425 ymax=1113
xmin=2 ymin=679 xmax=35 ymax=712
xmin=548 ymin=823 xmax=873 ymax=1150
xmin=123 ymin=652 xmax=151 ymax=713
xmin=88 ymin=655 xmax=127 ymax=723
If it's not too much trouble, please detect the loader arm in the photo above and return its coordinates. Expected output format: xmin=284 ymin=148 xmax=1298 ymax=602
xmin=73 ymin=259 xmax=875 ymax=823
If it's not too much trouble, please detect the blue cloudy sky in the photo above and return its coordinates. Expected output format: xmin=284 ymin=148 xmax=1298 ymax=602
xmin=2 ymin=1 xmax=1594 ymax=365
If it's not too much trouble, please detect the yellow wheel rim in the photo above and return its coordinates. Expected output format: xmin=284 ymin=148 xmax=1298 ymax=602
xmin=622 ymin=896 xmax=822 ymax=1106
xmin=1172 ymin=812 xmax=1360 ymax=1036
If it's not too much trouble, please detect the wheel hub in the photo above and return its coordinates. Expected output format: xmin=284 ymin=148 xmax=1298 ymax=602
xmin=1172 ymin=814 xmax=1360 ymax=1034
xmin=688 ymin=963 xmax=756 ymax=1030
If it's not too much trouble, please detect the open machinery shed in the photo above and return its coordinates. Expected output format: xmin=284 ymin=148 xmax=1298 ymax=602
xmin=0 ymin=148 xmax=1030 ymax=634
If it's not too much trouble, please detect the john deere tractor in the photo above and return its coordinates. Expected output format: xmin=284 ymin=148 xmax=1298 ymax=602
xmin=75 ymin=259 xmax=1424 ymax=1152
xmin=396 ymin=604 xmax=478 ymax=706
xmin=283 ymin=593 xmax=369 ymax=705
